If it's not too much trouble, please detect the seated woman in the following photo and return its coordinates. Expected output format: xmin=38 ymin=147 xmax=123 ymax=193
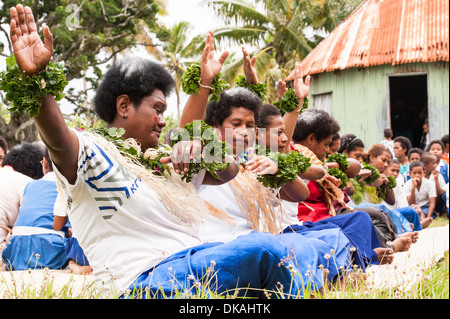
xmin=352 ymin=144 xmax=421 ymax=242
xmin=290 ymin=110 xmax=411 ymax=258
xmin=8 ymin=5 xmax=304 ymax=299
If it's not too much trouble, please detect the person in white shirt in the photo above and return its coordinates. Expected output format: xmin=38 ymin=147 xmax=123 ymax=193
xmin=380 ymin=128 xmax=394 ymax=155
xmin=421 ymin=152 xmax=447 ymax=217
xmin=0 ymin=165 xmax=32 ymax=251
xmin=404 ymin=161 xmax=437 ymax=218
xmin=7 ymin=5 xmax=306 ymax=298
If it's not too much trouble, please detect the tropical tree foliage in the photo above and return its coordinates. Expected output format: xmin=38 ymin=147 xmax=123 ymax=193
xmin=0 ymin=0 xmax=165 ymax=147
xmin=205 ymin=0 xmax=363 ymax=102
xmin=151 ymin=21 xmax=205 ymax=119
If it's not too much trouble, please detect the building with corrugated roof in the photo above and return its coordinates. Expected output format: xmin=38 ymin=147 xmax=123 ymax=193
xmin=287 ymin=0 xmax=448 ymax=148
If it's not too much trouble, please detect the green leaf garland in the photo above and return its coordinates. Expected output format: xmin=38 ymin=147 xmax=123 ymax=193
xmin=274 ymin=88 xmax=309 ymax=116
xmin=234 ymin=75 xmax=267 ymax=100
xmin=181 ymin=61 xmax=230 ymax=101
xmin=254 ymin=145 xmax=311 ymax=189
xmin=169 ymin=120 xmax=232 ymax=182
xmin=0 ymin=55 xmax=68 ymax=118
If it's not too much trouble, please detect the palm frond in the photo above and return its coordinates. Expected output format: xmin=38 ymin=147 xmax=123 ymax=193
xmin=204 ymin=0 xmax=269 ymax=26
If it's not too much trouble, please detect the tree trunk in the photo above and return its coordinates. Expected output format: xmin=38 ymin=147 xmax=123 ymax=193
xmin=0 ymin=112 xmax=39 ymax=149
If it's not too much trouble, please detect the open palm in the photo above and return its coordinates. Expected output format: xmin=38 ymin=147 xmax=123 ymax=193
xmin=200 ymin=31 xmax=229 ymax=84
xmin=293 ymin=63 xmax=310 ymax=101
xmin=10 ymin=4 xmax=53 ymax=75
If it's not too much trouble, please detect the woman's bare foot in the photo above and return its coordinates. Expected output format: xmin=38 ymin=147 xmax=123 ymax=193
xmin=391 ymin=237 xmax=412 ymax=252
xmin=399 ymin=231 xmax=419 ymax=243
xmin=420 ymin=217 xmax=433 ymax=229
xmin=69 ymin=260 xmax=93 ymax=275
xmin=374 ymin=248 xmax=394 ymax=264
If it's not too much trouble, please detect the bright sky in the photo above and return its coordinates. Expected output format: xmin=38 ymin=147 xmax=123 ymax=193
xmin=0 ymin=0 xmax=236 ymax=117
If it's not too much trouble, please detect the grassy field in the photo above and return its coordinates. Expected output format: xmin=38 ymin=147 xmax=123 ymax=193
xmin=1 ymin=217 xmax=448 ymax=300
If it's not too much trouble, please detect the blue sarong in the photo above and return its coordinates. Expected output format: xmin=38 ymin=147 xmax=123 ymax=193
xmin=128 ymin=231 xmax=321 ymax=299
xmin=284 ymin=211 xmax=381 ymax=271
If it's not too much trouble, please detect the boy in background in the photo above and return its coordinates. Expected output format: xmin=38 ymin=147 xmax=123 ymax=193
xmin=404 ymin=161 xmax=436 ymax=219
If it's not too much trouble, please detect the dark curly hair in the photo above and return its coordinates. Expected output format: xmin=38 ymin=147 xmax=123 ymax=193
xmin=2 ymin=142 xmax=44 ymax=179
xmin=393 ymin=136 xmax=412 ymax=154
xmin=94 ymin=57 xmax=175 ymax=123
xmin=292 ymin=109 xmax=340 ymax=143
xmin=257 ymin=104 xmax=282 ymax=129
xmin=204 ymin=88 xmax=262 ymax=127
xmin=338 ymin=133 xmax=365 ymax=154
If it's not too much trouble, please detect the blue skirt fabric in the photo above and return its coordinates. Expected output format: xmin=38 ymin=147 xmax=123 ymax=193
xmin=65 ymin=237 xmax=90 ymax=266
xmin=284 ymin=211 xmax=381 ymax=270
xmin=128 ymin=231 xmax=321 ymax=299
xmin=1 ymin=234 xmax=68 ymax=270
xmin=355 ymin=203 xmax=413 ymax=234
xmin=277 ymin=228 xmax=352 ymax=283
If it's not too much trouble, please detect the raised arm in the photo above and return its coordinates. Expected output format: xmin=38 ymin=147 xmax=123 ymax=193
xmin=178 ymin=31 xmax=229 ymax=128
xmin=282 ymin=63 xmax=311 ymax=153
xmin=10 ymin=5 xmax=78 ymax=183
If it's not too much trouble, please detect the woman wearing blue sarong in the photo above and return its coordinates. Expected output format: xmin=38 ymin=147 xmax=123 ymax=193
xmin=7 ymin=11 xmax=304 ymax=298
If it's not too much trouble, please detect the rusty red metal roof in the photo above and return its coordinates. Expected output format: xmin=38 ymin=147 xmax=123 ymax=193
xmin=287 ymin=0 xmax=449 ymax=78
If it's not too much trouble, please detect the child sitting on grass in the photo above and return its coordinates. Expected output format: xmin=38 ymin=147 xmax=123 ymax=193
xmin=385 ymin=159 xmax=432 ymax=229
xmin=421 ymin=152 xmax=447 ymax=218
xmin=404 ymin=161 xmax=437 ymax=219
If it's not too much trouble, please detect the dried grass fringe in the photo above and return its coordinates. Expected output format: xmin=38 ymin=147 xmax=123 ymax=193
xmin=230 ymin=167 xmax=285 ymax=235
xmin=83 ymin=131 xmax=233 ymax=229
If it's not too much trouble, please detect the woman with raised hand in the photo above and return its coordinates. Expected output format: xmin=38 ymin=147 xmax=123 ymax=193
xmin=7 ymin=4 xmax=308 ymax=299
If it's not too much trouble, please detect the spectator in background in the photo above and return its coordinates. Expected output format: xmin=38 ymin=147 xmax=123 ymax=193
xmin=0 ymin=136 xmax=7 ymax=166
xmin=1 ymin=147 xmax=71 ymax=270
xmin=393 ymin=136 xmax=412 ymax=176
xmin=0 ymin=148 xmax=33 ymax=252
xmin=381 ymin=128 xmax=395 ymax=155
xmin=426 ymin=140 xmax=449 ymax=185
xmin=338 ymin=133 xmax=366 ymax=163
xmin=420 ymin=121 xmax=430 ymax=150
xmin=403 ymin=147 xmax=424 ymax=181
xmin=404 ymin=161 xmax=436 ymax=219
xmin=328 ymin=133 xmax=341 ymax=154
xmin=421 ymin=152 xmax=447 ymax=217
xmin=441 ymin=134 xmax=449 ymax=164
xmin=1 ymin=142 xmax=44 ymax=180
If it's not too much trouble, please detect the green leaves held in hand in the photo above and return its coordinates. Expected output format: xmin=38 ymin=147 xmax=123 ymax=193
xmin=181 ymin=61 xmax=230 ymax=101
xmin=170 ymin=120 xmax=232 ymax=183
xmin=326 ymin=153 xmax=350 ymax=172
xmin=357 ymin=162 xmax=380 ymax=185
xmin=274 ymin=89 xmax=309 ymax=116
xmin=327 ymin=167 xmax=348 ymax=189
xmin=255 ymin=146 xmax=311 ymax=189
xmin=376 ymin=175 xmax=397 ymax=200
xmin=0 ymin=55 xmax=68 ymax=118
xmin=234 ymin=75 xmax=267 ymax=100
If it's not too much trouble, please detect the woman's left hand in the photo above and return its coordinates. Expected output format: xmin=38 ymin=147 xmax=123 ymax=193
xmin=245 ymin=156 xmax=279 ymax=175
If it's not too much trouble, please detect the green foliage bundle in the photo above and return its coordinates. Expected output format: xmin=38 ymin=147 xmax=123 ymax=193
xmin=71 ymin=119 xmax=172 ymax=176
xmin=327 ymin=167 xmax=348 ymax=189
xmin=170 ymin=120 xmax=232 ymax=182
xmin=0 ymin=55 xmax=68 ymax=117
xmin=274 ymin=88 xmax=309 ymax=115
xmin=181 ymin=61 xmax=230 ymax=101
xmin=234 ymin=75 xmax=267 ymax=100
xmin=255 ymin=146 xmax=311 ymax=189
xmin=326 ymin=153 xmax=350 ymax=172
xmin=357 ymin=162 xmax=380 ymax=185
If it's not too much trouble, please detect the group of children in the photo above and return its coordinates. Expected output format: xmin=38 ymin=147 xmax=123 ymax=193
xmin=1 ymin=4 xmax=448 ymax=299
xmin=381 ymin=128 xmax=449 ymax=220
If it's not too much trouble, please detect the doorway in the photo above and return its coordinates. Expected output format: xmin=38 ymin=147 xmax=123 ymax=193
xmin=389 ymin=74 xmax=428 ymax=148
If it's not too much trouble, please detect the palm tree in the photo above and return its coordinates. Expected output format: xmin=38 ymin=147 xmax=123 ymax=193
xmin=149 ymin=21 xmax=205 ymax=119
xmin=204 ymin=0 xmax=363 ymax=101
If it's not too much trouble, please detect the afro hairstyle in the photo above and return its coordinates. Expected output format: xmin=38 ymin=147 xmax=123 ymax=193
xmin=94 ymin=57 xmax=175 ymax=123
